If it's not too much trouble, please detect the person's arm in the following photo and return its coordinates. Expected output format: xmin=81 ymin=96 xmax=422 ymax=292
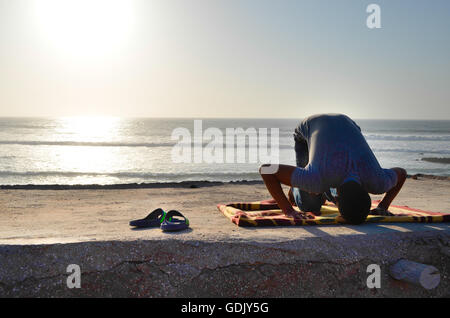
xmin=288 ymin=187 xmax=296 ymax=206
xmin=259 ymin=164 xmax=303 ymax=219
xmin=371 ymin=167 xmax=407 ymax=215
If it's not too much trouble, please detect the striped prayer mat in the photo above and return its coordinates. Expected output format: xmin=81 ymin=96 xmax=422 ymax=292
xmin=217 ymin=200 xmax=450 ymax=227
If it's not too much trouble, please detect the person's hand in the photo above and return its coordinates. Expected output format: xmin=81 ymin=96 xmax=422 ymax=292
xmin=369 ymin=207 xmax=394 ymax=216
xmin=284 ymin=209 xmax=306 ymax=219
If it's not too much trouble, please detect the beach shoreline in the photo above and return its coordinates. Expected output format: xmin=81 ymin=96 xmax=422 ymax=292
xmin=0 ymin=173 xmax=448 ymax=190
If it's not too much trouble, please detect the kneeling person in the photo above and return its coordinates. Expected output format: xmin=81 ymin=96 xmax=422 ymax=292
xmin=259 ymin=113 xmax=407 ymax=225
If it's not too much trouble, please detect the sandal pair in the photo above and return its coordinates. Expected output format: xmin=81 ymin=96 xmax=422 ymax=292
xmin=129 ymin=208 xmax=189 ymax=232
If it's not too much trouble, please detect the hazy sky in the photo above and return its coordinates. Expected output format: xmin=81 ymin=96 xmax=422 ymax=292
xmin=0 ymin=0 xmax=449 ymax=119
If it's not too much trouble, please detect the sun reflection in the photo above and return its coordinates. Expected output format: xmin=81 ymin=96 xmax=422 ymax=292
xmin=57 ymin=116 xmax=121 ymax=142
xmin=52 ymin=145 xmax=119 ymax=175
xmin=49 ymin=117 xmax=123 ymax=184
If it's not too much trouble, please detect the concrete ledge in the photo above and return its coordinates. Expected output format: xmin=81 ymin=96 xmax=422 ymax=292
xmin=1 ymin=228 xmax=449 ymax=297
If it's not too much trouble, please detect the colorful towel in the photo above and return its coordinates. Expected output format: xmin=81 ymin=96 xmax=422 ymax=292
xmin=217 ymin=200 xmax=450 ymax=227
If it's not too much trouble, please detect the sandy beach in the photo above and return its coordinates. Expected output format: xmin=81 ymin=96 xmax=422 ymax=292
xmin=1 ymin=176 xmax=449 ymax=297
xmin=0 ymin=176 xmax=448 ymax=245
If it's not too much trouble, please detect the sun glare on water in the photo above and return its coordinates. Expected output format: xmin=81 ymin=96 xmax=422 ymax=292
xmin=33 ymin=0 xmax=135 ymax=58
xmin=57 ymin=116 xmax=121 ymax=142
xmin=48 ymin=117 xmax=124 ymax=184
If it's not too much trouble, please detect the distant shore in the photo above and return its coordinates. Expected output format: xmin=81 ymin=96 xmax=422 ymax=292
xmin=421 ymin=157 xmax=450 ymax=164
xmin=0 ymin=173 xmax=448 ymax=190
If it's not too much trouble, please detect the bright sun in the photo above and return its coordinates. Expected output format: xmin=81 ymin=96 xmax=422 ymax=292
xmin=33 ymin=0 xmax=135 ymax=58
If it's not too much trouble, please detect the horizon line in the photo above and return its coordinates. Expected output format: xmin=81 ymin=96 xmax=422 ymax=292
xmin=0 ymin=116 xmax=449 ymax=121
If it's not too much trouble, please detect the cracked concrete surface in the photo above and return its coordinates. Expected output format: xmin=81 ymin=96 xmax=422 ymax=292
xmin=0 ymin=179 xmax=449 ymax=297
xmin=0 ymin=233 xmax=449 ymax=297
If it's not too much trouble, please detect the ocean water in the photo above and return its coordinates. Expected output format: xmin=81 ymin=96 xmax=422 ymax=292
xmin=0 ymin=117 xmax=448 ymax=185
